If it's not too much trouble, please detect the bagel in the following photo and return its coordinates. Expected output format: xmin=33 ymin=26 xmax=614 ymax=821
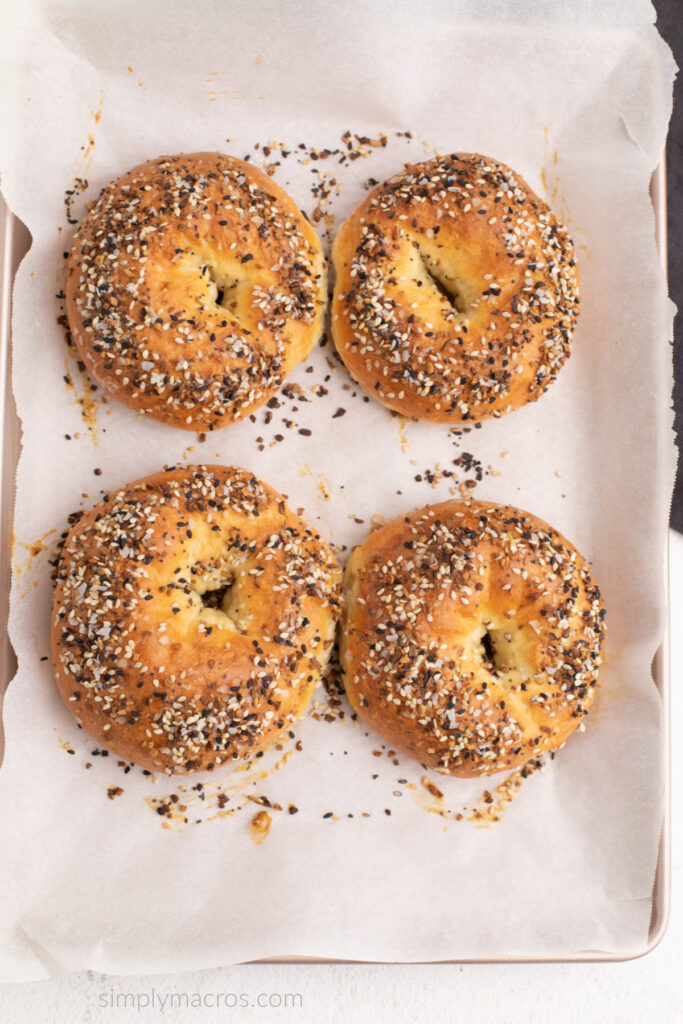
xmin=331 ymin=152 xmax=579 ymax=423
xmin=340 ymin=499 xmax=604 ymax=776
xmin=51 ymin=465 xmax=341 ymax=773
xmin=66 ymin=153 xmax=326 ymax=431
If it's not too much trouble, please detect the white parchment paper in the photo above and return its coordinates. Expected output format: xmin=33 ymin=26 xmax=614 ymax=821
xmin=0 ymin=0 xmax=675 ymax=978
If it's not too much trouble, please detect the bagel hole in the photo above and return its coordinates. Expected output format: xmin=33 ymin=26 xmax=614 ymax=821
xmin=214 ymin=278 xmax=241 ymax=312
xmin=427 ymin=266 xmax=468 ymax=314
xmin=202 ymin=265 xmax=243 ymax=313
xmin=480 ymin=627 xmax=511 ymax=673
xmin=418 ymin=250 xmax=469 ymax=315
xmin=200 ymin=577 xmax=234 ymax=611
xmin=480 ymin=626 xmax=525 ymax=675
xmin=195 ymin=572 xmax=248 ymax=632
xmin=481 ymin=629 xmax=496 ymax=666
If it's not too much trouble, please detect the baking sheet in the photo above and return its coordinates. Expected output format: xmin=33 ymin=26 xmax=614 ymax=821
xmin=0 ymin=0 xmax=676 ymax=978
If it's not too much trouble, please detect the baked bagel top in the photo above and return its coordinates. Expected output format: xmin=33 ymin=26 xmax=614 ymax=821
xmin=340 ymin=499 xmax=604 ymax=776
xmin=51 ymin=465 xmax=341 ymax=773
xmin=66 ymin=153 xmax=326 ymax=431
xmin=331 ymin=153 xmax=579 ymax=423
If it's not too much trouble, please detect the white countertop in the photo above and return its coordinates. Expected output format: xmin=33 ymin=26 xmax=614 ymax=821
xmin=1 ymin=531 xmax=681 ymax=1023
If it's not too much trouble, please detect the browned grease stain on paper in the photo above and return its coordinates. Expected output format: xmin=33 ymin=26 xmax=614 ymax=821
xmin=18 ymin=528 xmax=56 ymax=565
xmin=540 ymin=125 xmax=589 ymax=261
xmin=62 ymin=356 xmax=101 ymax=443
xmin=250 ymin=810 xmax=272 ymax=845
xmin=540 ymin=126 xmax=559 ymax=203
xmin=82 ymin=89 xmax=104 ymax=166
xmin=397 ymin=417 xmax=411 ymax=454
xmin=142 ymin=747 xmax=296 ymax=832
xmin=298 ymin=463 xmax=331 ymax=501
xmin=205 ymin=71 xmax=265 ymax=103
xmin=402 ymin=757 xmax=546 ymax=829
xmin=466 ymin=758 xmax=545 ymax=828
xmin=55 ymin=733 xmax=76 ymax=756
xmin=126 ymin=65 xmax=147 ymax=89
xmin=405 ymin=779 xmax=449 ymax=819
xmin=14 ymin=528 xmax=57 ymax=597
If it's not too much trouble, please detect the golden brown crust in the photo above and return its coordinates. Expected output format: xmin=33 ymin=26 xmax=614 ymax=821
xmin=51 ymin=466 xmax=341 ymax=773
xmin=340 ymin=499 xmax=604 ymax=776
xmin=66 ymin=153 xmax=327 ymax=431
xmin=331 ymin=153 xmax=579 ymax=423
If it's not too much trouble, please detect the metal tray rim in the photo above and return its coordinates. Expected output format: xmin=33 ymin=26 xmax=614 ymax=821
xmin=0 ymin=160 xmax=672 ymax=967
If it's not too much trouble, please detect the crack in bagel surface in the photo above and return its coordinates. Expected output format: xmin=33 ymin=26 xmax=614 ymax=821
xmin=52 ymin=467 xmax=341 ymax=773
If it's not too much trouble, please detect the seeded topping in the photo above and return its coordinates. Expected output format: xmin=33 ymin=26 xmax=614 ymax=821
xmin=341 ymin=500 xmax=604 ymax=776
xmin=66 ymin=153 xmax=327 ymax=431
xmin=51 ymin=465 xmax=341 ymax=774
xmin=332 ymin=153 xmax=579 ymax=423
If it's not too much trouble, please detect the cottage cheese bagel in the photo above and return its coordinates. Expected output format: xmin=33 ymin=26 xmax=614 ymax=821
xmin=51 ymin=465 xmax=341 ymax=773
xmin=340 ymin=499 xmax=604 ymax=776
xmin=66 ymin=153 xmax=326 ymax=431
xmin=331 ymin=153 xmax=579 ymax=423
